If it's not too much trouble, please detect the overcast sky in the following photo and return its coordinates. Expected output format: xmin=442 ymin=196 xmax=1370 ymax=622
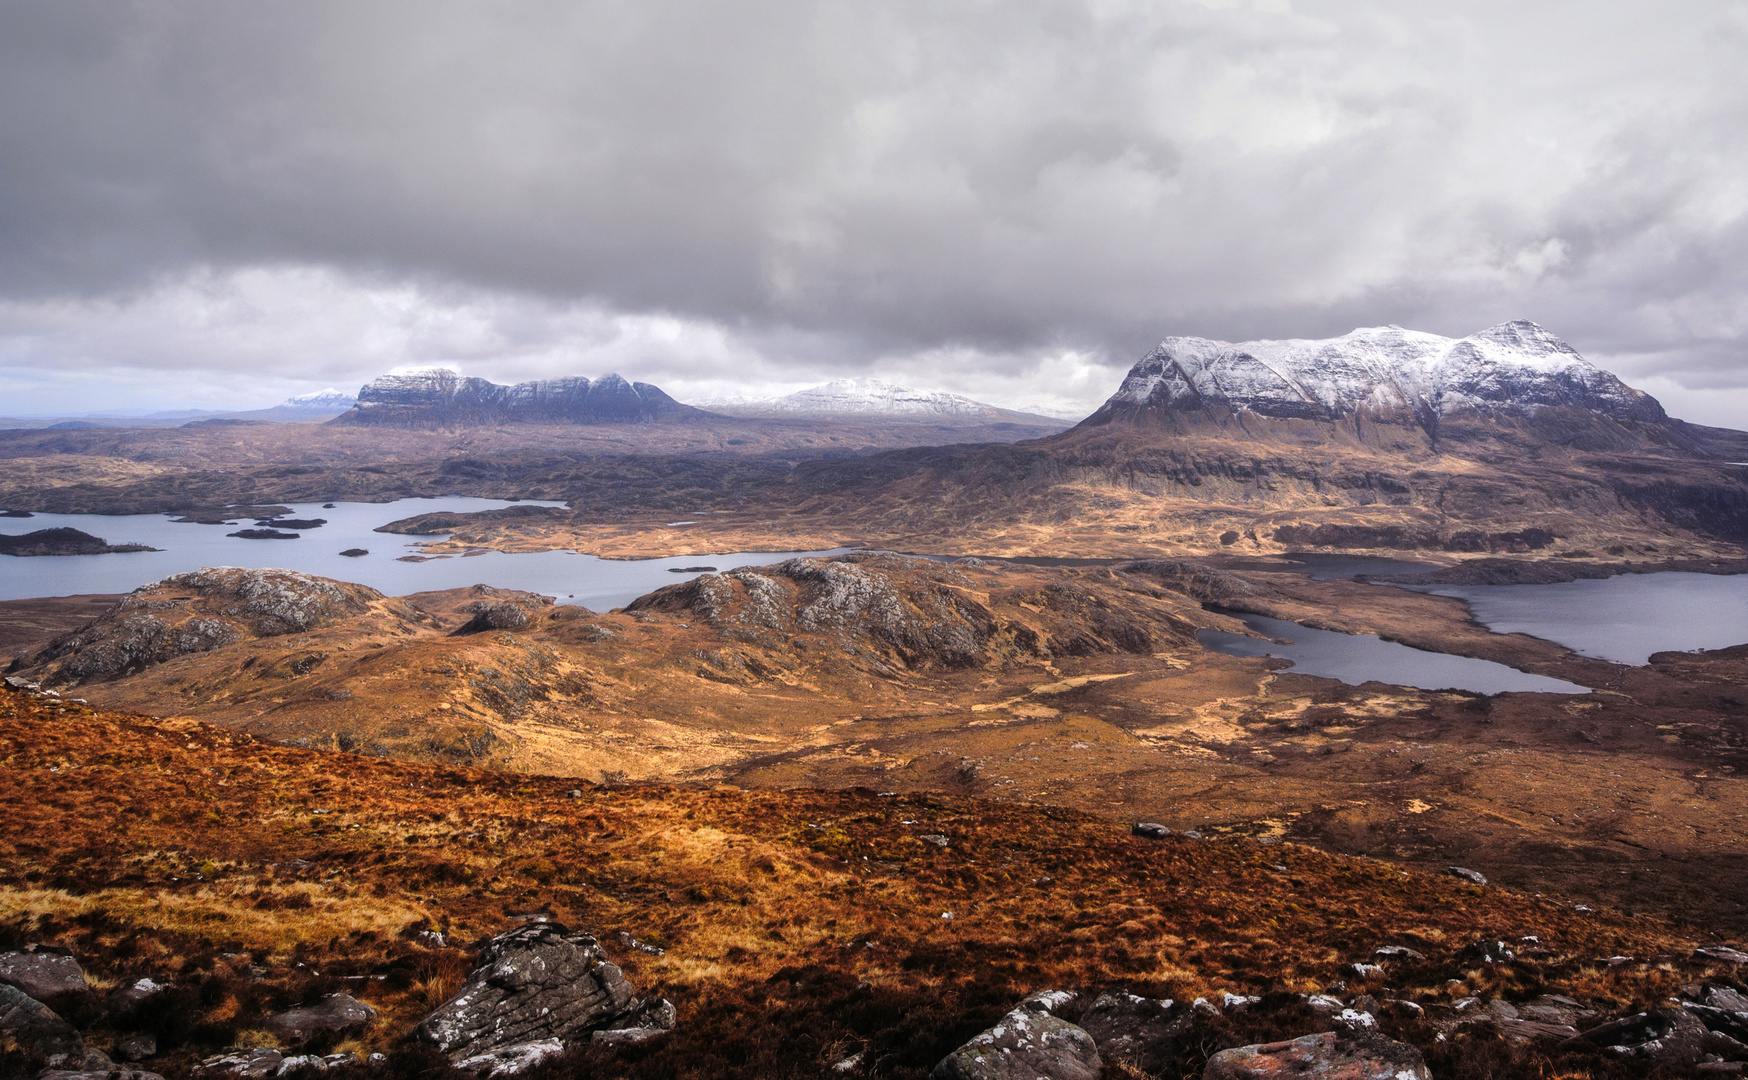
xmin=2 ymin=0 xmax=1746 ymax=423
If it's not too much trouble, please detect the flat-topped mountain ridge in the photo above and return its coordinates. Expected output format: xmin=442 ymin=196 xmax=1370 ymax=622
xmin=334 ymin=369 xmax=705 ymax=427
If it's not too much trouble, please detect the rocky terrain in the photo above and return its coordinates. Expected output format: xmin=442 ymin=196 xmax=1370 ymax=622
xmin=2 ymin=685 xmax=1747 ymax=1079
xmin=5 ymin=553 xmax=1748 ymax=942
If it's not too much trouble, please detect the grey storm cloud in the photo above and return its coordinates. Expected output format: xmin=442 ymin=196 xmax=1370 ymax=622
xmin=1 ymin=0 xmax=1746 ymax=420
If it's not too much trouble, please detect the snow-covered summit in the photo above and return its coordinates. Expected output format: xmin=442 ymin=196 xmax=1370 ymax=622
xmin=280 ymin=388 xmax=358 ymax=411
xmin=706 ymin=379 xmax=1062 ymax=425
xmin=1097 ymin=321 xmax=1665 ymax=425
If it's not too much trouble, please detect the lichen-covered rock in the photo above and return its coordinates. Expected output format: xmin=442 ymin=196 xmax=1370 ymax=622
xmin=455 ymin=1039 xmax=566 ymax=1076
xmin=22 ymin=568 xmax=383 ymax=686
xmin=1577 ymin=1007 xmax=1710 ymax=1066
xmin=0 ymin=946 xmax=87 ymax=1000
xmin=261 ymin=992 xmax=377 ymax=1043
xmin=0 ymin=982 xmax=85 ymax=1066
xmin=591 ymin=997 xmax=677 ymax=1044
xmin=455 ymin=600 xmax=535 ymax=634
xmin=414 ymin=922 xmax=647 ymax=1061
xmin=1078 ymin=990 xmax=1189 ymax=1074
xmin=930 ymin=1006 xmax=1102 ymax=1080
xmin=108 ymin=977 xmax=168 ymax=1025
xmin=1203 ymin=1031 xmax=1431 ymax=1080
xmin=198 ymin=1048 xmax=283 ymax=1076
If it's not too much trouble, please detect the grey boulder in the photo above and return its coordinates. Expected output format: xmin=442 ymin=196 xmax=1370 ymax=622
xmin=455 ymin=1039 xmax=566 ymax=1077
xmin=0 ymin=982 xmax=84 ymax=1066
xmin=1077 ymin=990 xmax=1188 ymax=1075
xmin=0 ymin=947 xmax=87 ymax=1000
xmin=591 ymin=997 xmax=678 ymax=1044
xmin=199 ymin=1049 xmax=284 ymax=1077
xmin=414 ymin=922 xmax=656 ymax=1061
xmin=1576 ymin=1007 xmax=1710 ymax=1066
xmin=261 ymin=993 xmax=377 ymax=1043
xmin=931 ymin=1006 xmax=1102 ymax=1080
xmin=117 ymin=1033 xmax=159 ymax=1060
xmin=1204 ymin=1031 xmax=1431 ymax=1080
xmin=108 ymin=978 xmax=169 ymax=1025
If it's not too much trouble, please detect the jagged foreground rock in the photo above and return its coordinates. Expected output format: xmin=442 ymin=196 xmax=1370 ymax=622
xmin=415 ymin=922 xmax=675 ymax=1065
xmin=1204 ymin=1031 xmax=1431 ymax=1080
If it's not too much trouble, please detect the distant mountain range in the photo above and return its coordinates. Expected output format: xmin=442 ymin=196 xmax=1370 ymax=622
xmin=331 ymin=370 xmax=700 ymax=427
xmin=0 ymin=389 xmax=360 ymax=430
xmin=698 ymin=378 xmax=1069 ymax=426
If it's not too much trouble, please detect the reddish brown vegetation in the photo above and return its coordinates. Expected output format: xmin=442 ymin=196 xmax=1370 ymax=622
xmin=1 ymin=687 xmax=1742 ymax=1078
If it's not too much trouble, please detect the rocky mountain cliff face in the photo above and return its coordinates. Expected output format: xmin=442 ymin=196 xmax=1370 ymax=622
xmin=1085 ymin=321 xmax=1667 ymax=432
xmin=335 ymin=369 xmax=702 ymax=427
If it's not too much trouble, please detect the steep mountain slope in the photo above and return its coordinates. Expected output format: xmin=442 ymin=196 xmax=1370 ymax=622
xmin=334 ymin=370 xmax=705 ymax=427
xmin=1089 ymin=321 xmax=1666 ymax=430
xmin=705 ymin=378 xmax=1068 ymax=428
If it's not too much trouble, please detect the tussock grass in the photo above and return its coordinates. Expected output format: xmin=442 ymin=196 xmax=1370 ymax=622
xmin=0 ymin=689 xmax=1737 ymax=1079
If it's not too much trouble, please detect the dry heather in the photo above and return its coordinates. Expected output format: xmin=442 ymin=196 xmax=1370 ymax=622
xmin=2 ymin=687 xmax=1743 ymax=1079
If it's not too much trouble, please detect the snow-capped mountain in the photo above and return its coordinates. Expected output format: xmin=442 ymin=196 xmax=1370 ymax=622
xmin=705 ymin=379 xmax=1065 ymax=426
xmin=279 ymin=388 xmax=358 ymax=412
xmin=336 ymin=369 xmax=700 ymax=426
xmin=1091 ymin=321 xmax=1666 ymax=426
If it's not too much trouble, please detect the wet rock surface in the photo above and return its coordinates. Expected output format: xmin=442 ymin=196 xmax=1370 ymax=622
xmin=415 ymin=922 xmax=670 ymax=1061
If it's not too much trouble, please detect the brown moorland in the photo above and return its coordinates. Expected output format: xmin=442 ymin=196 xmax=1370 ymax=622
xmin=2 ymin=686 xmax=1744 ymax=1080
xmin=7 ymin=554 xmax=1748 ymax=940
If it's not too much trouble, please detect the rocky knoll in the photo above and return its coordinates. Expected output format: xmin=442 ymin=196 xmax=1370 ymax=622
xmin=334 ymin=369 xmax=704 ymax=427
xmin=626 ymin=553 xmax=1201 ymax=673
xmin=11 ymin=567 xmax=387 ymax=687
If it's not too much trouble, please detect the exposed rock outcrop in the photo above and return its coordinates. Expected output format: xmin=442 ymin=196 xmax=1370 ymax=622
xmin=930 ymin=1005 xmax=1102 ymax=1080
xmin=627 ymin=553 xmax=1199 ymax=673
xmin=15 ymin=568 xmax=385 ymax=687
xmin=414 ymin=922 xmax=673 ymax=1062
xmin=1203 ymin=1030 xmax=1431 ymax=1080
xmin=0 ymin=946 xmax=87 ymax=1000
xmin=0 ymin=982 xmax=84 ymax=1068
xmin=260 ymin=993 xmax=376 ymax=1043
